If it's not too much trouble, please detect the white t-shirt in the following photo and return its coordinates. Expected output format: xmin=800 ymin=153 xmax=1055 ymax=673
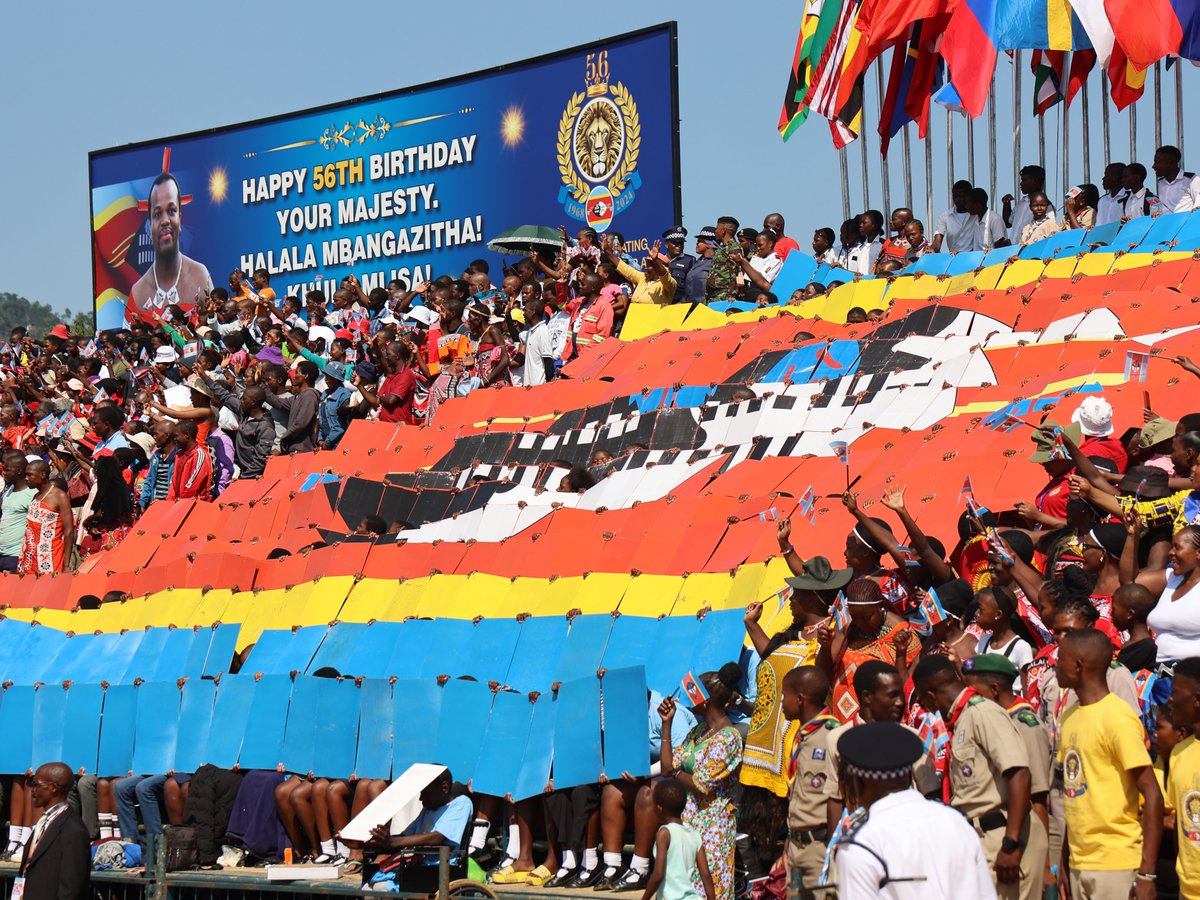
xmin=522 ymin=319 xmax=553 ymax=387
xmin=974 ymin=210 xmax=1009 ymax=251
xmin=935 ymin=209 xmax=975 ymax=253
xmin=547 ymin=311 xmax=571 ymax=361
xmin=847 ymin=236 xmax=883 ymax=275
xmin=749 ymin=253 xmax=783 ymax=285
xmin=975 ymin=633 xmax=1034 ymax=690
xmin=1095 ymin=190 xmax=1129 ymax=227
xmin=1147 ymin=570 xmax=1200 ymax=662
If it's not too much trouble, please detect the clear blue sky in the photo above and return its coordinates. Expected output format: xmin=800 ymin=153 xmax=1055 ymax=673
xmin=3 ymin=1 xmax=1199 ymax=316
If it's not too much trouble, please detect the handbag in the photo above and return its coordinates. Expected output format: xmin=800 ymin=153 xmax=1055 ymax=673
xmin=164 ymin=825 xmax=200 ymax=871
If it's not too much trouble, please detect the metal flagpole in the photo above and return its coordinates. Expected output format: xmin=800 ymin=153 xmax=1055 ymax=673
xmin=1177 ymin=62 xmax=1185 ymax=158
xmin=878 ymin=65 xmax=892 ymax=219
xmin=946 ymin=108 xmax=954 ymax=210
xmin=903 ymin=125 xmax=913 ymax=207
xmin=967 ymin=104 xmax=977 ymax=185
xmin=839 ymin=150 xmax=851 ymax=221
xmin=1062 ymin=100 xmax=1070 ymax=196
xmin=1081 ymin=79 xmax=1091 ymax=181
xmin=1013 ymin=51 xmax=1022 ymax=192
xmin=989 ymin=74 xmax=998 ymax=202
xmin=861 ymin=85 xmax=871 ymax=212
xmin=1102 ymin=70 xmax=1111 ymax=164
xmin=1154 ymin=61 xmax=1163 ymax=149
xmin=1038 ymin=114 xmax=1046 ymax=171
xmin=1130 ymin=100 xmax=1136 ymax=166
xmin=925 ymin=128 xmax=934 ymax=227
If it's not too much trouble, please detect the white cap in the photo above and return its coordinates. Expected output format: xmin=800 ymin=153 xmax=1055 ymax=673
xmin=1072 ymin=396 xmax=1114 ymax=437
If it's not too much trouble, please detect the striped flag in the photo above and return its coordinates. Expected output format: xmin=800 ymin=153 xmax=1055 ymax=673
xmin=1031 ymin=50 xmax=1067 ymax=114
xmin=1066 ymin=0 xmax=1114 ymax=66
xmin=1108 ymin=43 xmax=1147 ymax=110
xmin=807 ymin=0 xmax=864 ymax=122
xmin=878 ymin=24 xmax=920 ymax=154
xmin=779 ymin=1 xmax=826 ymax=140
xmin=831 ymin=591 xmax=851 ymax=630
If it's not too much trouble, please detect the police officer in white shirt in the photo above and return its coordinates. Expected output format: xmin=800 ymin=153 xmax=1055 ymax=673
xmin=932 ymin=180 xmax=976 ymax=253
xmin=1002 ymin=166 xmax=1055 ymax=245
xmin=1095 ymin=163 xmax=1130 ymax=226
xmin=1154 ymin=144 xmax=1200 ymax=213
xmin=831 ymin=722 xmax=997 ymax=900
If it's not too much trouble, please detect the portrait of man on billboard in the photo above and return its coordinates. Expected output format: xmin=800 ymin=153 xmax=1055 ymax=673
xmin=128 ymin=172 xmax=213 ymax=320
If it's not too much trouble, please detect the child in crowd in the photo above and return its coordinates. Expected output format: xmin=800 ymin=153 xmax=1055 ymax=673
xmin=640 ymin=779 xmax=714 ymax=900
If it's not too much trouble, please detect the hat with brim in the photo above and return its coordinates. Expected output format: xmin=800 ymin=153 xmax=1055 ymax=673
xmin=187 ymin=374 xmax=213 ymax=398
xmin=46 ymin=324 xmax=72 ymax=341
xmin=785 ymin=555 xmax=854 ymax=591
xmin=404 ymin=307 xmax=438 ymax=328
xmin=1135 ymin=416 xmax=1177 ymax=451
xmin=963 ymin=653 xmax=1019 ymax=681
xmin=321 ymin=362 xmax=347 ymax=382
xmin=1116 ymin=464 xmax=1173 ymax=498
xmin=66 ymin=378 xmax=86 ymax=392
xmin=1072 ymin=396 xmax=1114 ymax=437
xmin=153 ymin=346 xmax=178 ymax=365
xmin=1029 ymin=421 xmax=1082 ymax=464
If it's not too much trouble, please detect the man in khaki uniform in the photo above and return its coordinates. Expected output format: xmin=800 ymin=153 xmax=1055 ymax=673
xmin=914 ymin=654 xmax=1046 ymax=900
xmin=965 ymin=653 xmax=1053 ymax=890
xmin=778 ymin=667 xmax=840 ymax=900
xmin=825 ymin=660 xmax=942 ymax=818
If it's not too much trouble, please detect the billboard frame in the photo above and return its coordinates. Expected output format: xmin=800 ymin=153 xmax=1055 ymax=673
xmin=86 ymin=22 xmax=681 ymax=330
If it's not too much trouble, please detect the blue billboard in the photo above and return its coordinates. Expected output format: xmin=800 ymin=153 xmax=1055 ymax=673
xmin=89 ymin=24 xmax=679 ymax=331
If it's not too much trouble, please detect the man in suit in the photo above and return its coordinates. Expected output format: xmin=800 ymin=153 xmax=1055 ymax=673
xmin=20 ymin=762 xmax=90 ymax=900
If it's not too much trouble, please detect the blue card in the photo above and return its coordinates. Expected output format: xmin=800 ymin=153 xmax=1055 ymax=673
xmin=600 ymin=666 xmax=649 ymax=778
xmin=119 ymin=628 xmax=170 ymax=684
xmin=419 ymin=619 xmax=475 ymax=679
xmin=599 ymin=616 xmax=659 ymax=676
xmin=688 ymin=610 xmax=746 ymax=680
xmin=172 ymin=678 xmax=216 ymax=774
xmin=0 ymin=686 xmax=36 ymax=773
xmin=32 ymin=686 xmax=67 ymax=768
xmin=146 ymin=628 xmax=202 ymax=683
xmin=307 ymin=623 xmax=366 ymax=675
xmin=61 ymin=683 xmax=103 ymax=774
xmin=551 ymin=676 xmax=602 ymax=789
xmin=132 ymin=681 xmax=182 ymax=774
xmin=202 ymin=624 xmax=240 ymax=676
xmin=237 ymin=675 xmax=292 ymax=769
xmin=512 ymin=692 xmax=558 ymax=801
xmin=249 ymin=628 xmax=327 ymax=675
xmin=392 ymin=679 xmax=443 ymax=775
xmin=346 ymin=622 xmax=405 ymax=679
xmin=279 ymin=677 xmax=321 ymax=775
xmin=644 ymin=617 xmax=701 ymax=695
xmin=552 ymin=615 xmax=614 ymax=683
xmin=97 ymin=684 xmax=139 ymax=775
xmin=13 ymin=626 xmax=69 ymax=685
xmin=459 ymin=619 xmax=522 ymax=684
xmin=312 ymin=678 xmax=359 ymax=778
xmin=353 ymin=679 xmax=393 ymax=780
xmin=430 ymin=679 xmax=492 ymax=782
xmin=469 ymin=689 xmax=535 ymax=797
xmin=505 ymin=617 xmax=570 ymax=692
xmin=382 ymin=620 xmax=437 ymax=679
xmin=203 ymin=676 xmax=256 ymax=767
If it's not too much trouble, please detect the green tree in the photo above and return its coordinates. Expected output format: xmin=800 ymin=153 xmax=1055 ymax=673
xmin=0 ymin=293 xmax=94 ymax=342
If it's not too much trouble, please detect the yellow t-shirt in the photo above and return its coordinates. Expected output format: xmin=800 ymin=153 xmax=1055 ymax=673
xmin=1168 ymin=734 xmax=1200 ymax=896
xmin=1058 ymin=691 xmax=1152 ymax=871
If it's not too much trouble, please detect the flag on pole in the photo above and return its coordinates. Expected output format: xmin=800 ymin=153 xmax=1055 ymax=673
xmin=878 ymin=26 xmax=919 ymax=154
xmin=1104 ymin=0 xmax=1183 ymax=70
xmin=919 ymin=587 xmax=949 ymax=627
xmin=779 ymin=1 xmax=826 ymax=140
xmin=1066 ymin=0 xmax=1115 ymax=66
xmin=1031 ymin=50 xmax=1068 ymax=114
xmin=758 ymin=507 xmax=780 ymax=523
xmin=994 ymin=0 xmax=1087 ymax=50
xmin=904 ymin=21 xmax=949 ymax=136
xmin=776 ymin=586 xmax=795 ymax=615
xmin=807 ymin=0 xmax=864 ymax=122
xmin=959 ymin=475 xmax=975 ymax=503
xmin=1125 ymin=350 xmax=1150 ymax=382
xmin=1108 ymin=43 xmax=1147 ymax=109
xmin=799 ymin=485 xmax=817 ymax=523
xmin=941 ymin=0 xmax=1002 ymax=117
xmin=80 ymin=338 xmax=99 ymax=358
xmin=830 ymin=440 xmax=850 ymax=464
xmin=1065 ymin=49 xmax=1096 ymax=104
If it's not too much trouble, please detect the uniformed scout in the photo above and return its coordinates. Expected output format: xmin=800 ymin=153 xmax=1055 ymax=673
xmin=661 ymin=226 xmax=694 ymax=297
xmin=778 ymin=666 xmax=839 ymax=900
xmin=831 ymin=722 xmax=996 ymax=900
xmin=913 ymin=654 xmax=1046 ymax=900
xmin=964 ymin=653 xmax=1053 ymax=887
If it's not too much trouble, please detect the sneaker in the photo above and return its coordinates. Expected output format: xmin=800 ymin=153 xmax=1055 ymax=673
xmin=612 ymin=867 xmax=650 ymax=892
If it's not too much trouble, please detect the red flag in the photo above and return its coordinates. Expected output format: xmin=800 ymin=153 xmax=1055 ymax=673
xmin=1108 ymin=43 xmax=1147 ymax=110
xmin=855 ymin=0 xmax=953 ymax=57
xmin=903 ymin=13 xmax=951 ymax=136
xmin=1104 ymin=0 xmax=1183 ymax=71
xmin=1065 ymin=49 xmax=1095 ymax=106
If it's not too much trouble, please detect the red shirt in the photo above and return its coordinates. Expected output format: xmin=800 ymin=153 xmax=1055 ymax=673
xmin=773 ymin=235 xmax=801 ymax=260
xmin=1079 ymin=434 xmax=1128 ymax=473
xmin=378 ymin=368 xmax=416 ymax=424
xmin=168 ymin=443 xmax=213 ymax=501
xmin=1035 ymin=474 xmax=1071 ymax=520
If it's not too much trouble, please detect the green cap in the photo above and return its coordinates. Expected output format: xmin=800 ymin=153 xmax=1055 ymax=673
xmin=962 ymin=653 xmax=1019 ymax=681
xmin=1029 ymin=420 xmax=1081 ymax=464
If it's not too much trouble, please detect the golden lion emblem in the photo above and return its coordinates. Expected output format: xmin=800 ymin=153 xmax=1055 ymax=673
xmin=574 ymin=98 xmax=624 ymax=183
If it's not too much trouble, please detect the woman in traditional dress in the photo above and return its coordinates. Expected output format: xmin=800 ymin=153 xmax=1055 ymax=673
xmin=18 ymin=459 xmax=74 ymax=575
xmin=658 ymin=666 xmax=744 ymax=900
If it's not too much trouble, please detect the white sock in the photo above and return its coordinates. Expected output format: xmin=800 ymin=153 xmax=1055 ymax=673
xmin=319 ymin=839 xmax=335 ymax=856
xmin=630 ymin=854 xmax=650 ymax=873
xmin=6 ymin=824 xmax=17 ymax=846
xmin=17 ymin=826 xmax=30 ymax=845
xmin=100 ymin=827 xmax=114 ymax=839
xmin=335 ymin=839 xmax=349 ymax=858
xmin=561 ymin=849 xmax=577 ymax=870
xmin=603 ymin=851 xmax=622 ymax=870
xmin=505 ymin=823 xmax=521 ymax=859
xmin=584 ymin=847 xmax=598 ymax=870
xmin=468 ymin=819 xmax=489 ymax=853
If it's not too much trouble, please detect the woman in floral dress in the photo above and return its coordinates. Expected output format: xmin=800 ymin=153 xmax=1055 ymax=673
xmin=658 ymin=665 xmax=744 ymax=900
